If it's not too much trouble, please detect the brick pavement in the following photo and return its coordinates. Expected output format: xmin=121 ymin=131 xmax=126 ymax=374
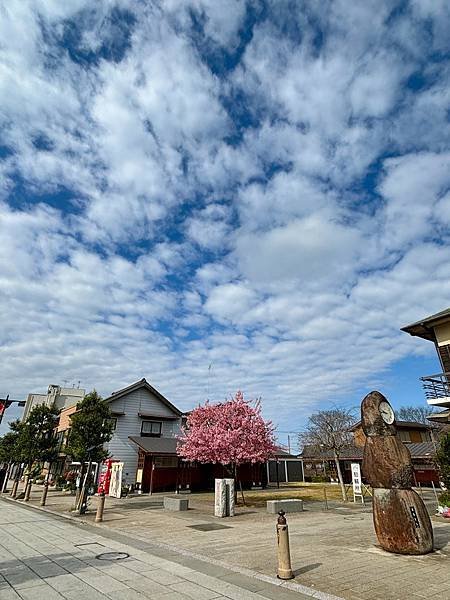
xmin=0 ymin=500 xmax=322 ymax=600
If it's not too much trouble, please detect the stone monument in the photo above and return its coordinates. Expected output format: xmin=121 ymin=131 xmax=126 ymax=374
xmin=214 ymin=478 xmax=235 ymax=517
xmin=361 ymin=390 xmax=433 ymax=555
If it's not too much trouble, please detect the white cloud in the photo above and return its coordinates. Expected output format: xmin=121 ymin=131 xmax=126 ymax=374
xmin=235 ymin=213 xmax=361 ymax=286
xmin=1 ymin=1 xmax=450 ymax=438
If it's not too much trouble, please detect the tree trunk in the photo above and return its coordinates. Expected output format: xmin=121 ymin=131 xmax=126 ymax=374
xmin=78 ymin=458 xmax=92 ymax=514
xmin=334 ymin=451 xmax=347 ymax=501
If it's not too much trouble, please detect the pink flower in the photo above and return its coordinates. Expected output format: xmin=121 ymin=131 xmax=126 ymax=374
xmin=177 ymin=391 xmax=276 ymax=466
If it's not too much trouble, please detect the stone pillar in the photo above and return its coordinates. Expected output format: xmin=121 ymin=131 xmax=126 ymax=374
xmin=215 ymin=478 xmax=235 ymax=517
xmin=224 ymin=478 xmax=235 ymax=517
xmin=215 ymin=479 xmax=227 ymax=517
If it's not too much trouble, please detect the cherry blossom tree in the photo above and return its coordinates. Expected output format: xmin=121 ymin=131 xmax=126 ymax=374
xmin=177 ymin=391 xmax=276 ymax=499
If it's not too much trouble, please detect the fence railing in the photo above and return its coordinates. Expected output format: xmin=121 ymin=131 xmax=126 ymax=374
xmin=420 ymin=372 xmax=450 ymax=401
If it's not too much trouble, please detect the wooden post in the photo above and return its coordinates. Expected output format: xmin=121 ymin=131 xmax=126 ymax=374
xmin=149 ymin=457 xmax=154 ymax=496
xmin=95 ymin=490 xmax=106 ymax=523
xmin=24 ymin=478 xmax=32 ymax=502
xmin=323 ymin=486 xmax=328 ymax=510
xmin=40 ymin=479 xmax=49 ymax=506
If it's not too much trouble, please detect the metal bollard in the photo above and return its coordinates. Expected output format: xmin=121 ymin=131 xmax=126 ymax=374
xmin=276 ymin=510 xmax=294 ymax=580
xmin=40 ymin=480 xmax=49 ymax=506
xmin=95 ymin=491 xmax=106 ymax=523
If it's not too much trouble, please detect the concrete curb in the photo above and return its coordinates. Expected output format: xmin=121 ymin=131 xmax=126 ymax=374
xmin=1 ymin=495 xmax=344 ymax=600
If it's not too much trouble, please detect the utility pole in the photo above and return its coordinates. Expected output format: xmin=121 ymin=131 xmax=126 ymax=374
xmin=0 ymin=396 xmax=26 ymax=426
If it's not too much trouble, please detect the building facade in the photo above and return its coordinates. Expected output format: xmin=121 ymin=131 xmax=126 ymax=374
xmin=103 ymin=378 xmax=184 ymax=488
xmin=301 ymin=420 xmax=438 ymax=485
xmin=402 ymin=307 xmax=450 ymax=427
xmin=22 ymin=384 xmax=85 ymax=421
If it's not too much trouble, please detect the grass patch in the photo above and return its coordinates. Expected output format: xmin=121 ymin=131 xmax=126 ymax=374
xmin=235 ymin=485 xmax=345 ymax=507
xmin=187 ymin=483 xmax=348 ymax=508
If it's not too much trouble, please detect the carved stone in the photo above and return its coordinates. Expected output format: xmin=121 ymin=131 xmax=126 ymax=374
xmin=362 ymin=436 xmax=414 ymax=488
xmin=361 ymin=391 xmax=433 ymax=555
xmin=373 ymin=489 xmax=433 ymax=555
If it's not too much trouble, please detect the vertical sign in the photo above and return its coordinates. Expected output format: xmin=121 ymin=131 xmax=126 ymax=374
xmin=351 ymin=462 xmax=364 ymax=504
xmin=109 ymin=462 xmax=123 ymax=498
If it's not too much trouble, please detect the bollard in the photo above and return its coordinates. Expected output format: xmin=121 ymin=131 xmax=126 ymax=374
xmin=276 ymin=510 xmax=294 ymax=580
xmin=24 ymin=480 xmax=32 ymax=502
xmin=10 ymin=479 xmax=19 ymax=499
xmin=40 ymin=480 xmax=49 ymax=506
xmin=95 ymin=491 xmax=106 ymax=523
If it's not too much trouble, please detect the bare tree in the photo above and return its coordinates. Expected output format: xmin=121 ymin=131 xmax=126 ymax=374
xmin=300 ymin=408 xmax=355 ymax=501
xmin=396 ymin=405 xmax=439 ymax=428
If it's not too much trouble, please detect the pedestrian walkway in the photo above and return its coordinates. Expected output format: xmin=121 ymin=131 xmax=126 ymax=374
xmin=0 ymin=500 xmax=329 ymax=600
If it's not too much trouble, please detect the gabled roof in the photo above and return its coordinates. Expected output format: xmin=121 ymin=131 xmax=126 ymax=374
xmin=350 ymin=419 xmax=432 ymax=431
xmin=273 ymin=447 xmax=298 ymax=458
xmin=401 ymin=308 xmax=450 ymax=340
xmin=105 ymin=378 xmax=182 ymax=416
xmin=300 ymin=442 xmax=435 ymax=460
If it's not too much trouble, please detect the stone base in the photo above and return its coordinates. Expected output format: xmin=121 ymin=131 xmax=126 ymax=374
xmin=266 ymin=499 xmax=304 ymax=514
xmin=373 ymin=488 xmax=433 ymax=554
xmin=164 ymin=496 xmax=189 ymax=511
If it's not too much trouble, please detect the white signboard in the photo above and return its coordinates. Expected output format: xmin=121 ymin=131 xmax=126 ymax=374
xmin=351 ymin=462 xmax=364 ymax=504
xmin=109 ymin=462 xmax=123 ymax=498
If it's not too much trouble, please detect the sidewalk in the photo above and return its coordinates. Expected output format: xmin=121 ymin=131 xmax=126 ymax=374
xmin=3 ymin=485 xmax=450 ymax=600
xmin=0 ymin=500 xmax=324 ymax=600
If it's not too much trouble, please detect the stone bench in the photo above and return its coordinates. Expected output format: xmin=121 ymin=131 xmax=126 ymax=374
xmin=266 ymin=499 xmax=304 ymax=514
xmin=164 ymin=496 xmax=189 ymax=511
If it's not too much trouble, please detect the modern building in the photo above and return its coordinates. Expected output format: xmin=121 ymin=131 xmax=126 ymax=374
xmin=22 ymin=384 xmax=85 ymax=421
xmin=402 ymin=307 xmax=450 ymax=426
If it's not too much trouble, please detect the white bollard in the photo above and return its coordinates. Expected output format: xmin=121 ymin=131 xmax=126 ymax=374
xmin=276 ymin=510 xmax=294 ymax=580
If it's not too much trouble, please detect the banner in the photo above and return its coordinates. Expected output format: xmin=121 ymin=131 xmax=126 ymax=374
xmin=351 ymin=462 xmax=364 ymax=503
xmin=109 ymin=462 xmax=124 ymax=498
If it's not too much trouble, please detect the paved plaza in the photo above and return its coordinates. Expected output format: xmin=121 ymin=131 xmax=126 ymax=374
xmin=3 ymin=487 xmax=450 ymax=600
xmin=0 ymin=499 xmax=319 ymax=600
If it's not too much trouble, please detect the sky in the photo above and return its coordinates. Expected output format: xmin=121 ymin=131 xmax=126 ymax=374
xmin=1 ymin=1 xmax=450 ymax=446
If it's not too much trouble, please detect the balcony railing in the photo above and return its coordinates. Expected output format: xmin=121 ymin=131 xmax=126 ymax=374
xmin=420 ymin=372 xmax=450 ymax=402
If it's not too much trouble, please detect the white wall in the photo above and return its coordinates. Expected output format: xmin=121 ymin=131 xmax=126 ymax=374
xmin=105 ymin=387 xmax=182 ymax=485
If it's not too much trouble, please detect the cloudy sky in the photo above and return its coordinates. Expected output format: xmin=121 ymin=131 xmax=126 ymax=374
xmin=1 ymin=1 xmax=450 ymax=443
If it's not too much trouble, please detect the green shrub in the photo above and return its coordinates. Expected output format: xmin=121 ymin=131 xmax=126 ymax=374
xmin=438 ymin=491 xmax=450 ymax=507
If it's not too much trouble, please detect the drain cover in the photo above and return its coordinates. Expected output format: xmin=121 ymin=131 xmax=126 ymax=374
xmin=96 ymin=552 xmax=129 ymax=561
xmin=188 ymin=523 xmax=231 ymax=531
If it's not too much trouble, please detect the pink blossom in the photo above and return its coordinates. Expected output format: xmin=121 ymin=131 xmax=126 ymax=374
xmin=177 ymin=391 xmax=277 ymax=466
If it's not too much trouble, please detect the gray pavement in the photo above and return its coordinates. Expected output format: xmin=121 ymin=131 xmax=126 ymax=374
xmin=0 ymin=500 xmax=321 ymax=600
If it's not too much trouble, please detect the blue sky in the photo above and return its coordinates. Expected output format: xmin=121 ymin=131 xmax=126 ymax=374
xmin=1 ymin=1 xmax=450 ymax=445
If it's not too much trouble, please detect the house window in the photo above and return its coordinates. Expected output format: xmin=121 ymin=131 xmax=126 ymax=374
xmin=110 ymin=418 xmax=117 ymax=431
xmin=141 ymin=421 xmax=162 ymax=437
xmin=399 ymin=430 xmax=411 ymax=442
xmin=154 ymin=456 xmax=178 ymax=468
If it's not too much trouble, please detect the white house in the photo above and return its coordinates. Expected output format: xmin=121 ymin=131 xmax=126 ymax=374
xmin=104 ymin=378 xmax=184 ymax=486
